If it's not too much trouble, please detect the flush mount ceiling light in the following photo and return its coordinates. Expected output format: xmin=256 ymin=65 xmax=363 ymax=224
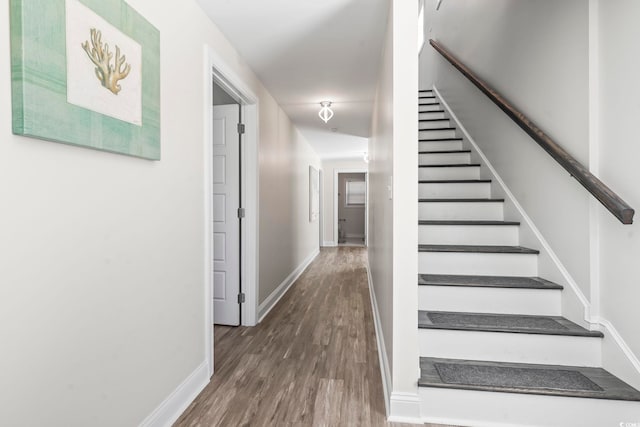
xmin=318 ymin=101 xmax=334 ymax=123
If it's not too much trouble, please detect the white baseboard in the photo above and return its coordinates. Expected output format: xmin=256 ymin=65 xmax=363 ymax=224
xmin=366 ymin=260 xmax=392 ymax=418
xmin=345 ymin=233 xmax=365 ymax=239
xmin=596 ymin=316 xmax=640 ymax=389
xmin=139 ymin=360 xmax=209 ymax=427
xmin=258 ymin=248 xmax=319 ymax=322
xmin=389 ymin=392 xmax=422 ymax=424
xmin=322 ymin=241 xmax=336 ymax=247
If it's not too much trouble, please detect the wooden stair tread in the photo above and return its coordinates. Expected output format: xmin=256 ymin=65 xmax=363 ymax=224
xmin=419 ymin=164 xmax=480 ymax=168
xmin=419 ymin=179 xmax=491 ymax=184
xmin=419 ymin=220 xmax=519 ymax=226
xmin=418 ymin=311 xmax=603 ymax=337
xmin=419 ymin=137 xmax=462 ymax=142
xmin=419 ymin=149 xmax=470 ymax=154
xmin=419 ymin=126 xmax=456 ymax=131
xmin=419 ymin=198 xmax=504 ymax=203
xmin=419 ymin=357 xmax=640 ymax=401
xmin=418 ymin=245 xmax=539 ymax=254
xmin=418 ymin=274 xmax=563 ymax=289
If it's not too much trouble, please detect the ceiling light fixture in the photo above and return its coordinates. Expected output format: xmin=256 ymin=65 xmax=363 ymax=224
xmin=318 ymin=101 xmax=334 ymax=123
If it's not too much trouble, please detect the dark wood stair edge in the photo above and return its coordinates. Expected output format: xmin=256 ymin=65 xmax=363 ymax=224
xmin=419 ymin=164 xmax=480 ymax=168
xmin=418 ymin=244 xmax=540 ymax=254
xmin=419 ymin=127 xmax=457 ymax=132
xmin=418 ymin=274 xmax=564 ymax=290
xmin=419 ymin=179 xmax=491 ymax=183
xmin=419 ymin=150 xmax=470 ymax=154
xmin=419 ymin=137 xmax=462 ymax=141
xmin=418 ymin=357 xmax=640 ymax=402
xmin=418 ymin=311 xmax=604 ymax=338
xmin=419 ymin=220 xmax=519 ymax=226
xmin=419 ymin=198 xmax=504 ymax=202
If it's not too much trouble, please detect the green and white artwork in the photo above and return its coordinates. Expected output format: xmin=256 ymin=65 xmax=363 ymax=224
xmin=10 ymin=0 xmax=160 ymax=160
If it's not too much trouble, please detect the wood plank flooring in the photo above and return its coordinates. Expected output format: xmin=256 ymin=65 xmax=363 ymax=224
xmin=174 ymin=247 xmax=437 ymax=427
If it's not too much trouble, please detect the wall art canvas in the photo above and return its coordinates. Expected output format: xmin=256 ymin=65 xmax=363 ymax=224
xmin=309 ymin=166 xmax=319 ymax=222
xmin=10 ymin=0 xmax=160 ymax=160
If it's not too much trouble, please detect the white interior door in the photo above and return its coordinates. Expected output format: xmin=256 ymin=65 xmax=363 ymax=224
xmin=212 ymin=104 xmax=240 ymax=326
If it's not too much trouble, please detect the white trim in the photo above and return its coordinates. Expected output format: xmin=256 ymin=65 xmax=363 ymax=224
xmin=389 ymin=392 xmax=422 ymax=424
xmin=365 ymin=260 xmax=391 ymax=418
xmin=433 ymin=86 xmax=591 ymax=321
xmin=322 ymin=241 xmax=337 ymax=247
xmin=596 ymin=316 xmax=640 ymax=375
xmin=139 ymin=361 xmax=209 ymax=427
xmin=203 ymin=45 xmax=260 ymax=377
xmin=333 ymin=168 xmax=369 ymax=246
xmin=258 ymin=249 xmax=319 ymax=322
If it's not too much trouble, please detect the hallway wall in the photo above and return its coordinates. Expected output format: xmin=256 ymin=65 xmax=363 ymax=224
xmin=597 ymin=0 xmax=640 ymax=388
xmin=368 ymin=0 xmax=419 ymax=418
xmin=0 ymin=0 xmax=319 ymax=425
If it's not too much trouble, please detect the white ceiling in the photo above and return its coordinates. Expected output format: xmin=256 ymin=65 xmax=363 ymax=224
xmin=196 ymin=0 xmax=389 ymax=159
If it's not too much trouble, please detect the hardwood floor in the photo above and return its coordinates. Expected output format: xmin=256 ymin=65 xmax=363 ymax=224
xmin=175 ymin=247 xmax=460 ymax=427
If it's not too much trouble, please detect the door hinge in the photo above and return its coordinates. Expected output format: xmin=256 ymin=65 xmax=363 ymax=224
xmin=237 ymin=293 xmax=245 ymax=304
xmin=237 ymin=123 xmax=245 ymax=134
xmin=237 ymin=208 xmax=245 ymax=218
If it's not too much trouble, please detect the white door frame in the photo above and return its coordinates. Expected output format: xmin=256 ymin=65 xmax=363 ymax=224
xmin=333 ymin=168 xmax=369 ymax=246
xmin=203 ymin=45 xmax=260 ymax=377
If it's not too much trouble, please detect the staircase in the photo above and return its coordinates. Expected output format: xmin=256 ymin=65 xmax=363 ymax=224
xmin=416 ymin=89 xmax=640 ymax=427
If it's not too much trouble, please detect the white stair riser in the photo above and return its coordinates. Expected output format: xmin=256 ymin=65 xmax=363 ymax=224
xmin=419 ymin=98 xmax=439 ymax=105
xmin=420 ymin=111 xmax=446 ymax=120
xmin=419 ymin=140 xmax=462 ymax=152
xmin=419 ymin=329 xmax=601 ymax=366
xmin=419 ymin=202 xmax=504 ymax=220
xmin=419 ymin=182 xmax=491 ymax=199
xmin=420 ymin=129 xmax=457 ymax=139
xmin=419 ymin=252 xmax=538 ymax=276
xmin=419 ymin=286 xmax=561 ymax=315
xmin=419 ymin=104 xmax=443 ymax=112
xmin=419 ymin=388 xmax=640 ymax=427
xmin=419 ymin=166 xmax=481 ymax=180
xmin=419 ymin=152 xmax=470 ymax=165
xmin=419 ymin=224 xmax=519 ymax=246
xmin=420 ymin=120 xmax=451 ymax=129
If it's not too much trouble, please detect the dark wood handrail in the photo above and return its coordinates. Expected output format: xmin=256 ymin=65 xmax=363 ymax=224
xmin=429 ymin=39 xmax=634 ymax=225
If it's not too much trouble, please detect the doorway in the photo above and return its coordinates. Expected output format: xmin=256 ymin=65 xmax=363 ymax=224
xmin=336 ymin=172 xmax=367 ymax=247
xmin=212 ymin=80 xmax=242 ymax=326
xmin=204 ymin=45 xmax=260 ymax=377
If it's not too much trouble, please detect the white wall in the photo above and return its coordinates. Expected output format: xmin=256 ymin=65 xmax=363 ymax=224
xmin=0 ymin=0 xmax=319 ymax=425
xmin=420 ymin=0 xmax=593 ymax=298
xmin=368 ymin=0 xmax=419 ymax=419
xmin=597 ymin=0 xmax=640 ymax=389
xmin=321 ymin=158 xmax=368 ymax=245
xmin=258 ymin=109 xmax=321 ymax=303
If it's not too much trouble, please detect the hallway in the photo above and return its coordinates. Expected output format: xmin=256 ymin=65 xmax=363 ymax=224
xmin=174 ymin=247 xmax=415 ymax=426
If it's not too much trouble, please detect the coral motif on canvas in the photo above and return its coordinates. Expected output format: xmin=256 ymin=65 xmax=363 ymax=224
xmin=81 ymin=28 xmax=131 ymax=95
